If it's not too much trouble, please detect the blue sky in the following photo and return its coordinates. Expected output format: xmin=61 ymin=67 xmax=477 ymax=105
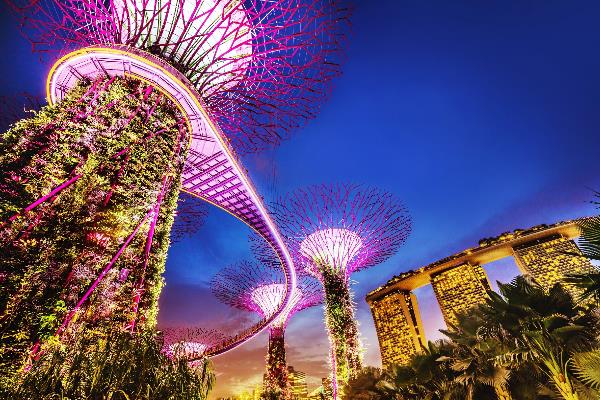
xmin=2 ymin=1 xmax=600 ymax=398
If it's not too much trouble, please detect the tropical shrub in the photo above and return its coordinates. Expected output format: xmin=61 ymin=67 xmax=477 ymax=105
xmin=1 ymin=329 xmax=215 ymax=400
xmin=345 ymin=275 xmax=600 ymax=400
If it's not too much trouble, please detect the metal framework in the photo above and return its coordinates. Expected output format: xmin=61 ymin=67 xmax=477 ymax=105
xmin=162 ymin=327 xmax=227 ymax=359
xmin=211 ymin=260 xmax=322 ymax=396
xmin=4 ymin=0 xmax=350 ymax=357
xmin=7 ymin=0 xmax=350 ymax=153
xmin=171 ymin=192 xmax=209 ymax=242
xmin=211 ymin=260 xmax=322 ymax=328
xmin=271 ymin=183 xmax=412 ymax=281
xmin=0 ymin=94 xmax=42 ymax=133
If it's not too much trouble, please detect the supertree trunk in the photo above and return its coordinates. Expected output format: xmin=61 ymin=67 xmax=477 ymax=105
xmin=0 ymin=76 xmax=189 ymax=376
xmin=321 ymin=269 xmax=362 ymax=397
xmin=264 ymin=325 xmax=290 ymax=399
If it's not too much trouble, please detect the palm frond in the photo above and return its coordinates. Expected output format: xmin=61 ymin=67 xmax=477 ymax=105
xmin=564 ymin=272 xmax=600 ymax=304
xmin=572 ymin=349 xmax=600 ymax=389
xmin=577 ymin=215 xmax=600 ymax=261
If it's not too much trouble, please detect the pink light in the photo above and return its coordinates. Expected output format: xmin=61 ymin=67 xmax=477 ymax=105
xmin=168 ymin=342 xmax=209 ymax=357
xmin=3 ymin=172 xmax=82 ymax=225
xmin=128 ymin=175 xmax=170 ymax=333
xmin=251 ymin=284 xmax=309 ymax=327
xmin=213 ymin=261 xmax=322 ymax=329
xmin=162 ymin=328 xmax=227 ymax=360
xmin=10 ymin=0 xmax=350 ymax=153
xmin=112 ymin=0 xmax=252 ymax=95
xmin=272 ymin=183 xmax=412 ymax=279
xmin=251 ymin=283 xmax=287 ymax=318
xmin=300 ymin=228 xmax=363 ymax=275
xmin=54 ymin=206 xmax=154 ymax=338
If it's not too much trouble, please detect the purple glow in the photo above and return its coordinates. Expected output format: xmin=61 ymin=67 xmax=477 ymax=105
xmin=272 ymin=183 xmax=412 ymax=280
xmin=212 ymin=260 xmax=322 ymax=328
xmin=3 ymin=172 xmax=82 ymax=226
xmin=272 ymin=183 xmax=411 ymax=397
xmin=46 ymin=47 xmax=298 ymax=356
xmin=8 ymin=0 xmax=350 ymax=153
xmin=128 ymin=175 xmax=170 ymax=333
xmin=55 ymin=205 xmax=154 ymax=338
xmin=299 ymin=228 xmax=363 ymax=276
xmin=162 ymin=328 xmax=227 ymax=360
xmin=7 ymin=0 xmax=351 ymax=357
xmin=251 ymin=284 xmax=287 ymax=319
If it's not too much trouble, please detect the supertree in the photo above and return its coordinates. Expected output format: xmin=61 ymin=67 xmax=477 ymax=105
xmin=211 ymin=260 xmax=323 ymax=398
xmin=162 ymin=327 xmax=226 ymax=362
xmin=6 ymin=0 xmax=349 ymax=153
xmin=0 ymin=0 xmax=348 ymax=379
xmin=271 ymin=183 xmax=412 ymax=398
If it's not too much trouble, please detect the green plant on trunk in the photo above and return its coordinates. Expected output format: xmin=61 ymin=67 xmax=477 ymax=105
xmin=0 ymin=75 xmax=189 ymax=387
xmin=321 ymin=268 xmax=362 ymax=392
xmin=441 ymin=311 xmax=512 ymax=400
xmin=264 ymin=326 xmax=289 ymax=399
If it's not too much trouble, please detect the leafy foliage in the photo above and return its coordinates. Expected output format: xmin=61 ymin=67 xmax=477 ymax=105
xmin=575 ymin=215 xmax=600 ymax=261
xmin=565 ymin=214 xmax=600 ymax=304
xmin=264 ymin=327 xmax=289 ymax=398
xmin=0 ymin=76 xmax=188 ymax=383
xmin=1 ymin=329 xmax=215 ymax=399
xmin=322 ymin=269 xmax=363 ymax=392
xmin=344 ymin=275 xmax=600 ymax=400
xmin=573 ymin=350 xmax=600 ymax=389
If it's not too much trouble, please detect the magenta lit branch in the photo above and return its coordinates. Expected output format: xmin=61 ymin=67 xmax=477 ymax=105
xmin=7 ymin=0 xmax=350 ymax=153
xmin=212 ymin=260 xmax=323 ymax=398
xmin=162 ymin=327 xmax=227 ymax=360
xmin=271 ymin=183 xmax=412 ymax=398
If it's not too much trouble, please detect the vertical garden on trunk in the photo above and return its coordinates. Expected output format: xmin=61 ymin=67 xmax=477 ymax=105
xmin=0 ymin=75 xmax=189 ymax=383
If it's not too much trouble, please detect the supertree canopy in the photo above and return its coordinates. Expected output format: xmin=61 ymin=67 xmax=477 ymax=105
xmin=162 ymin=327 xmax=226 ymax=362
xmin=211 ymin=260 xmax=322 ymax=398
xmin=271 ymin=183 xmax=412 ymax=398
xmin=7 ymin=0 xmax=350 ymax=153
xmin=0 ymin=0 xmax=348 ymax=382
xmin=170 ymin=192 xmax=209 ymax=242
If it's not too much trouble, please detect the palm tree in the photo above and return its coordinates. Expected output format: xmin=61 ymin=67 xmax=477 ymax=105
xmin=572 ymin=349 xmax=600 ymax=394
xmin=440 ymin=310 xmax=512 ymax=400
xmin=564 ymin=215 xmax=600 ymax=304
xmin=341 ymin=342 xmax=463 ymax=400
xmin=478 ymin=276 xmax=599 ymax=400
xmin=378 ymin=341 xmax=465 ymax=400
xmin=341 ymin=367 xmax=387 ymax=400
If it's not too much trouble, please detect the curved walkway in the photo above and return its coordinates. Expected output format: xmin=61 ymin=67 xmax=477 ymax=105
xmin=47 ymin=45 xmax=296 ymax=356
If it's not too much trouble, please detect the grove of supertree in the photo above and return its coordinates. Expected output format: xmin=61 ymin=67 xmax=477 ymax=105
xmin=0 ymin=0 xmax=349 ymax=384
xmin=271 ymin=183 xmax=412 ymax=398
xmin=211 ymin=260 xmax=323 ymax=398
